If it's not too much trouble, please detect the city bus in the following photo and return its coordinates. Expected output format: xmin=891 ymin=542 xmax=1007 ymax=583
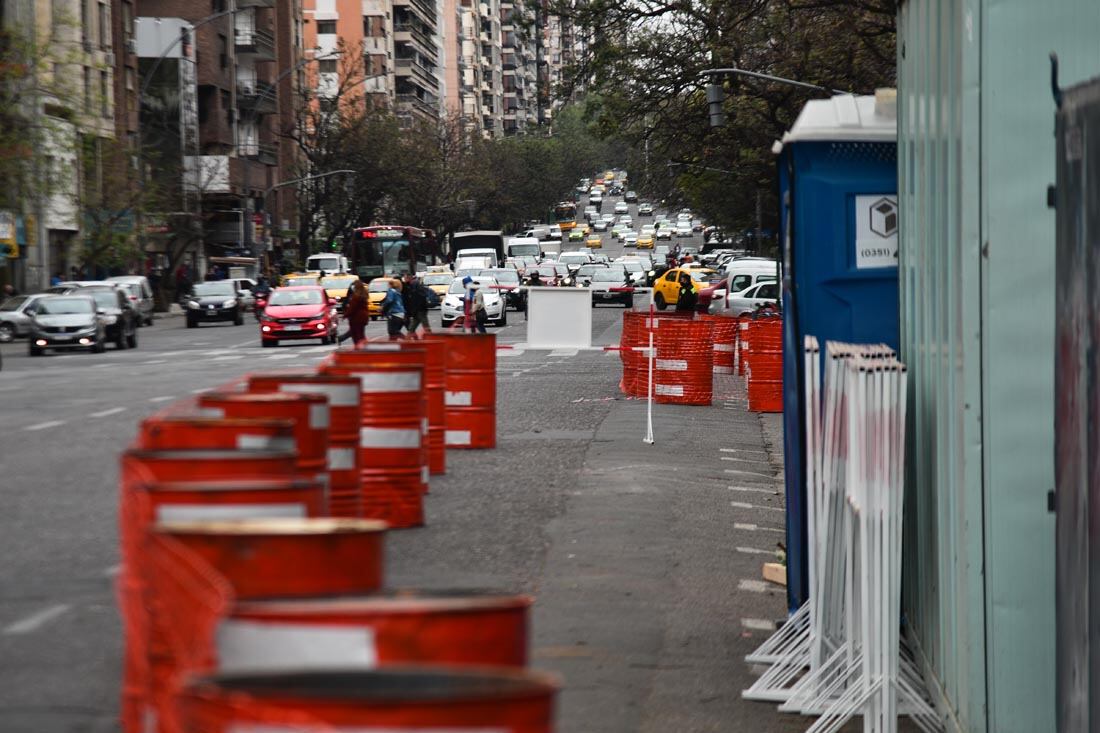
xmin=346 ymin=225 xmax=440 ymax=279
xmin=554 ymin=201 xmax=578 ymax=232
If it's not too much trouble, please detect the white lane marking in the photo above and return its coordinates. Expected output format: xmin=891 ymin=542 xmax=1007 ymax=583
xmin=211 ymin=355 xmax=245 ymax=362
xmin=24 ymin=420 xmax=65 ymax=432
xmin=90 ymin=407 xmax=126 ymax=418
xmin=720 ymin=447 xmax=769 ymax=455
xmin=264 ymin=353 xmax=299 ymax=360
xmin=734 ymin=523 xmax=785 ymax=533
xmin=231 ymin=338 xmax=258 ymax=348
xmin=729 ymin=485 xmax=778 ymax=494
xmin=3 ymin=604 xmax=72 ymax=635
xmin=190 ymin=387 xmax=214 ymax=395
xmin=731 ymin=501 xmax=784 ymax=512
xmin=548 ymin=349 xmax=578 ymax=357
xmin=301 ymin=345 xmax=332 ymax=354
xmin=739 ymin=579 xmax=770 ymax=593
xmin=724 ymin=468 xmax=775 ymax=479
xmin=141 ymin=360 xmax=167 ymax=365
xmin=736 ymin=546 xmax=772 ymax=555
xmin=741 ymin=617 xmax=776 ymax=631
xmin=721 ymin=456 xmax=771 ymax=465
xmin=91 ymin=364 xmax=111 ymax=369
xmin=148 ymin=395 xmax=176 ymax=403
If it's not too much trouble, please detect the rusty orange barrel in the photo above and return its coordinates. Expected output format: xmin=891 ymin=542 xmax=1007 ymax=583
xmin=137 ymin=416 xmax=297 ymax=453
xmin=432 ymin=332 xmax=496 ymax=449
xmin=248 ymin=372 xmax=363 ymax=518
xmin=324 ymin=353 xmax=427 ymax=528
xmin=198 ymin=392 xmax=330 ymax=509
xmin=155 ymin=518 xmax=387 ymax=600
xmin=179 ymin=668 xmax=559 ymax=732
xmin=218 ymin=590 xmax=530 ymax=672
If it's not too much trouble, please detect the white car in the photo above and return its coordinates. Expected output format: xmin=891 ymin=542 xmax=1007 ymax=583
xmin=637 ymin=203 xmax=654 ymax=216
xmin=640 ymin=224 xmax=656 ymax=236
xmin=618 ymin=215 xmax=633 ymax=228
xmin=720 ymin=280 xmax=780 ymax=315
xmin=614 ymin=201 xmax=629 ymax=214
xmin=622 ymin=230 xmax=639 ymax=247
xmin=0 ymin=293 xmax=49 ymax=342
xmin=675 ymin=222 xmax=693 ymax=238
xmin=440 ymin=276 xmax=507 ymax=327
xmin=549 ymin=224 xmax=562 ymax=240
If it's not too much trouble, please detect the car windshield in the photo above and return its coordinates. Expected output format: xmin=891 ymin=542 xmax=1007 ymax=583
xmin=480 ymin=269 xmax=519 ymax=284
xmin=269 ymin=289 xmax=324 ymax=306
xmin=576 ymin=265 xmax=605 ymax=277
xmin=423 ymin=274 xmax=452 ymax=285
xmin=621 ymin=261 xmax=643 ymax=272
xmin=591 ymin=270 xmax=624 ymax=283
xmin=447 ymin=277 xmax=495 ymax=294
xmin=1 ymin=296 xmax=27 ymax=311
xmin=85 ymin=289 xmax=120 ymax=309
xmin=688 ymin=270 xmax=715 ymax=282
xmin=368 ymin=280 xmax=392 ymax=293
xmin=283 ymin=276 xmax=318 ymax=287
xmin=38 ymin=297 xmax=93 ymax=315
xmin=193 ymin=282 xmax=236 ymax=297
xmin=533 ymin=266 xmax=558 ymax=277
xmin=320 ymin=276 xmax=357 ymax=289
xmin=559 ymin=254 xmax=588 ymax=265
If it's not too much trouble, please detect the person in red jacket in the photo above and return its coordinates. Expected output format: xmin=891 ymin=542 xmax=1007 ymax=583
xmin=343 ymin=280 xmax=370 ymax=347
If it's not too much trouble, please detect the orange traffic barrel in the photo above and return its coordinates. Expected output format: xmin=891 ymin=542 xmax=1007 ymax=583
xmin=654 ymin=318 xmax=715 ymax=406
xmin=325 ymin=353 xmax=427 ymax=528
xmin=198 ymin=392 xmax=330 ymax=509
xmin=432 ymin=332 xmax=496 ymax=449
xmin=137 ymin=416 xmax=297 ymax=453
xmin=218 ymin=590 xmax=530 ymax=672
xmin=248 ymin=372 xmax=363 ymax=518
xmin=178 ymin=667 xmax=559 ymax=732
xmin=156 ymin=518 xmax=387 ymax=600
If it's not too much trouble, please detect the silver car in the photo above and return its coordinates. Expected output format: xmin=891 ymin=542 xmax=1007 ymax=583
xmin=0 ymin=293 xmax=48 ymax=342
xmin=106 ymin=276 xmax=155 ymax=326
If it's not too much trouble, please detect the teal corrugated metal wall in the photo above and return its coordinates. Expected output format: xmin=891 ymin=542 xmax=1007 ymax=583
xmin=899 ymin=1 xmax=1100 ymax=732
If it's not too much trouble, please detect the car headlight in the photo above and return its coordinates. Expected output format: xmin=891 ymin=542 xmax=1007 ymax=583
xmin=187 ymin=300 xmax=200 ymax=309
xmin=222 ymin=299 xmax=237 ymax=308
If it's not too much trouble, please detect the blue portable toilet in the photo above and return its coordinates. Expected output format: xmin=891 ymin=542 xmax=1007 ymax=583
xmin=775 ymin=92 xmax=898 ymax=611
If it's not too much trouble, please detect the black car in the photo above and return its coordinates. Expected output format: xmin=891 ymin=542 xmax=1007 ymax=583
xmin=186 ymin=280 xmax=245 ymax=328
xmin=28 ymin=295 xmax=107 ymax=355
xmin=81 ymin=286 xmax=138 ymax=349
xmin=624 ymin=191 xmax=638 ymax=203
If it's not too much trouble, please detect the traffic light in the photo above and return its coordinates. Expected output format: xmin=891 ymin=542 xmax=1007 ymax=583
xmin=706 ymin=83 xmax=726 ymax=128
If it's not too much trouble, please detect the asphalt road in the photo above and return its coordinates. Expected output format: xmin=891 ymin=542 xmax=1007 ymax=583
xmin=0 ymin=195 xmax=814 ymax=732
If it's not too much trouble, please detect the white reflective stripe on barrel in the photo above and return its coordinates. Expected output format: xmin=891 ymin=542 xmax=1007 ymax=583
xmin=422 ymin=466 xmax=430 ymax=486
xmin=216 ymin=619 xmax=377 ymax=673
xmin=360 ymin=427 xmax=421 ymax=448
xmin=328 ymin=447 xmax=356 ymax=470
xmin=445 ymin=390 xmax=473 ymax=406
xmin=357 ymin=372 xmax=421 ymax=393
xmin=713 ymin=344 xmax=735 ymax=352
xmin=280 ymin=382 xmax=359 ymax=407
xmin=713 ymin=366 xmax=734 ymax=374
xmin=155 ymin=503 xmax=306 ymax=522
xmin=655 ymin=384 xmax=684 ymax=397
xmin=656 ymin=359 xmax=688 ymax=371
xmin=446 ymin=430 xmax=472 ymax=446
xmin=422 ymin=418 xmax=429 ymax=435
xmin=196 ymin=407 xmax=224 ymax=418
xmin=236 ymin=434 xmax=296 ymax=452
xmin=309 ymin=404 xmax=330 ymax=430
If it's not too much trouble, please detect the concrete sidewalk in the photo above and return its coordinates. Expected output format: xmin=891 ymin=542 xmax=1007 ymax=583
xmin=531 ymin=373 xmax=813 ymax=732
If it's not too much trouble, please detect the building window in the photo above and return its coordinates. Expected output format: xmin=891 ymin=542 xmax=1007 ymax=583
xmin=81 ymin=0 xmax=90 ymax=48
xmin=125 ymin=67 xmax=134 ymax=91
xmin=318 ymin=59 xmax=337 ymax=74
xmin=84 ymin=67 xmax=93 ymax=112
xmin=98 ymin=2 xmax=110 ymax=50
xmin=317 ymin=20 xmax=336 ymax=35
xmin=101 ymin=70 xmax=110 ymax=117
xmin=218 ymin=34 xmax=228 ymax=68
xmin=212 ymin=0 xmax=227 ymax=11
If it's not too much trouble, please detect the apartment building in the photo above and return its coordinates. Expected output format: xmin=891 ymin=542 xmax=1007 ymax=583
xmin=302 ymin=0 xmax=441 ymax=125
xmin=499 ymin=0 xmax=537 ymax=134
xmin=135 ymin=0 xmax=301 ymax=270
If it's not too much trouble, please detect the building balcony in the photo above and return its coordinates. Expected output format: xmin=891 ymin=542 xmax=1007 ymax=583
xmin=395 ymin=57 xmax=440 ymax=92
xmin=394 ymin=0 xmax=438 ymax=27
xmin=396 ymin=93 xmax=438 ymax=119
xmin=237 ymin=81 xmax=277 ymax=116
xmin=235 ymin=28 xmax=275 ymax=59
xmin=239 ymin=142 xmax=278 ymax=166
xmin=394 ymin=24 xmax=437 ymax=58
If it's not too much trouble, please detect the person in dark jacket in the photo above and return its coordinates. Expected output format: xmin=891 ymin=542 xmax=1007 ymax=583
xmin=402 ymin=273 xmax=432 ymax=338
xmin=343 ymin=280 xmax=370 ymax=347
xmin=676 ymin=272 xmax=697 ymax=312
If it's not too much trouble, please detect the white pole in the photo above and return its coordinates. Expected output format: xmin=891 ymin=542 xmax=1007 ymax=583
xmin=644 ymin=330 xmax=655 ymax=444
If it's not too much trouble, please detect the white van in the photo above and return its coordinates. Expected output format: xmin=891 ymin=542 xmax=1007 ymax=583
xmin=304 ymin=253 xmax=349 ymax=274
xmin=522 ymin=226 xmax=550 ymax=241
xmin=506 ymin=237 xmax=542 ymax=259
xmin=710 ymin=258 xmax=780 ymax=313
xmin=454 ymin=247 xmax=500 ymax=271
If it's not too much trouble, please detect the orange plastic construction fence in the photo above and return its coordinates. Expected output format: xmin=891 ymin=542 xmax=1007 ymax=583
xmin=654 ymin=318 xmax=715 ymax=406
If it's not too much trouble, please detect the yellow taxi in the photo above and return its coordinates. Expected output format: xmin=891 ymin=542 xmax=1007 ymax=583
xmin=636 ymin=234 xmax=655 ymax=249
xmin=652 ymin=267 xmax=717 ymax=310
xmin=421 ymin=272 xmax=454 ymax=303
xmin=367 ymin=278 xmax=391 ymax=319
xmin=281 ymin=273 xmax=320 ymax=287
xmin=586 ymin=234 xmax=603 ymax=249
xmin=320 ymin=273 xmax=359 ymax=309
